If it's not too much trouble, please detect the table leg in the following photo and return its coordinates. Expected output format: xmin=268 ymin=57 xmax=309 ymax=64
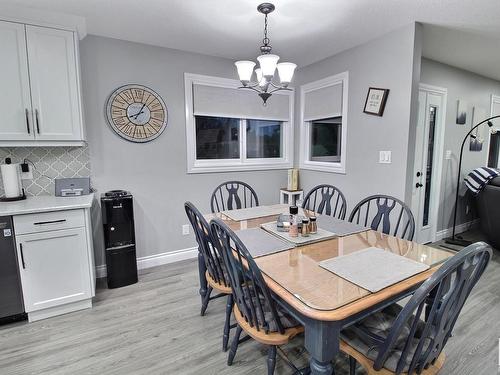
xmin=197 ymin=250 xmax=207 ymax=303
xmin=304 ymin=319 xmax=340 ymax=375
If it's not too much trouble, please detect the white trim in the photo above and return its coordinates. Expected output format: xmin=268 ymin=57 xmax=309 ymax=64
xmin=184 ymin=73 xmax=294 ymax=174
xmin=435 ymin=219 xmax=480 ymax=242
xmin=412 ymin=83 xmax=448 ymax=244
xmin=95 ymin=246 xmax=198 ymax=279
xmin=299 ymin=71 xmax=349 ymax=174
xmin=486 ymin=94 xmax=500 ymax=165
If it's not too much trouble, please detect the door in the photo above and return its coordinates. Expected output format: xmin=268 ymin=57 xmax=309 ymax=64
xmin=412 ymin=85 xmax=447 ymax=244
xmin=25 ymin=25 xmax=82 ymax=141
xmin=0 ymin=21 xmax=34 ymax=141
xmin=16 ymin=227 xmax=91 ymax=313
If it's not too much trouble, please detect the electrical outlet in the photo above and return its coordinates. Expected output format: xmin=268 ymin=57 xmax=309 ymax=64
xmin=20 ymin=165 xmax=33 ymax=180
xmin=379 ymin=151 xmax=392 ymax=164
xmin=182 ymin=224 xmax=190 ymax=235
xmin=445 ymin=150 xmax=452 ymax=160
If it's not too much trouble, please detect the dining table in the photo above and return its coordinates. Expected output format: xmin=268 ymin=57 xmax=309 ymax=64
xmin=201 ymin=204 xmax=455 ymax=375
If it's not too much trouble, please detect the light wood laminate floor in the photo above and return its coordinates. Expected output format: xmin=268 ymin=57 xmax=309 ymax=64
xmin=0 ymin=246 xmax=498 ymax=374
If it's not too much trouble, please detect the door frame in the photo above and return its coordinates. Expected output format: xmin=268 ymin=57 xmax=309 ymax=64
xmin=413 ymin=83 xmax=448 ymax=243
xmin=485 ymin=94 xmax=500 ymax=165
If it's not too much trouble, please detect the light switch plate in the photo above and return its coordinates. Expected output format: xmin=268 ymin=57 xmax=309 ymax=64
xmin=379 ymin=151 xmax=392 ymax=164
xmin=445 ymin=150 xmax=452 ymax=160
xmin=182 ymin=224 xmax=190 ymax=235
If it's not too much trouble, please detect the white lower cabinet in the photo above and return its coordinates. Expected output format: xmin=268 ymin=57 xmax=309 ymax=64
xmin=14 ymin=209 xmax=94 ymax=322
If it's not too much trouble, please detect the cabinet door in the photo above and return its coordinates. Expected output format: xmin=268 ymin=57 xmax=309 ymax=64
xmin=25 ymin=25 xmax=83 ymax=141
xmin=0 ymin=21 xmax=34 ymax=140
xmin=16 ymin=227 xmax=91 ymax=312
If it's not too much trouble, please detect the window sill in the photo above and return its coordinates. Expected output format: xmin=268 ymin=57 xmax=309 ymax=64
xmin=188 ymin=160 xmax=293 ymax=174
xmin=299 ymin=161 xmax=346 ymax=174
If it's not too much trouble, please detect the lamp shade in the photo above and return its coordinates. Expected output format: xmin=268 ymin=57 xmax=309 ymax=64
xmin=277 ymin=62 xmax=297 ymax=84
xmin=257 ymin=54 xmax=279 ymax=77
xmin=255 ymin=68 xmax=266 ymax=87
xmin=235 ymin=60 xmax=256 ymax=82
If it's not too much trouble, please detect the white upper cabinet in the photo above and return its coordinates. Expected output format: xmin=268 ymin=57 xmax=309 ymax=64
xmin=0 ymin=21 xmax=33 ymax=141
xmin=0 ymin=21 xmax=84 ymax=145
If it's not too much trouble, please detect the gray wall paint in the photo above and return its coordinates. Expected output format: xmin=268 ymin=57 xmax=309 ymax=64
xmin=420 ymin=58 xmax=500 ymax=231
xmin=80 ymin=36 xmax=287 ymax=267
xmin=293 ymin=24 xmax=419 ymax=215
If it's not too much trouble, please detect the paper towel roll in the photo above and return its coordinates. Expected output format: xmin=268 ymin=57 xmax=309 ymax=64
xmin=1 ymin=164 xmax=22 ymax=198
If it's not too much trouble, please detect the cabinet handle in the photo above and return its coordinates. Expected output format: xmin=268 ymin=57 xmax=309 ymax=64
xmin=35 ymin=109 xmax=41 ymax=134
xmin=25 ymin=109 xmax=30 ymax=134
xmin=19 ymin=243 xmax=26 ymax=269
xmin=33 ymin=219 xmax=66 ymax=225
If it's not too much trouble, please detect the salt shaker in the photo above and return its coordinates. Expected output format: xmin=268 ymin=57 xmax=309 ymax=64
xmin=301 ymin=218 xmax=309 ymax=237
xmin=289 ymin=206 xmax=299 ymax=237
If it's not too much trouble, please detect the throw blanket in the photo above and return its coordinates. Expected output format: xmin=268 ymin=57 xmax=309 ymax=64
xmin=464 ymin=167 xmax=500 ymax=195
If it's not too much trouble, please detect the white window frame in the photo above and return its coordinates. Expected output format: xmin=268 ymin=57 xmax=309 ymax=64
xmin=299 ymin=71 xmax=348 ymax=174
xmin=185 ymin=73 xmax=294 ymax=174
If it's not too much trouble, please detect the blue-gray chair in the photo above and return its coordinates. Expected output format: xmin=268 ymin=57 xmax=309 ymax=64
xmin=302 ymin=184 xmax=347 ymax=219
xmin=349 ymin=195 xmax=415 ymax=240
xmin=210 ymin=181 xmax=259 ymax=213
xmin=341 ymin=242 xmax=492 ymax=375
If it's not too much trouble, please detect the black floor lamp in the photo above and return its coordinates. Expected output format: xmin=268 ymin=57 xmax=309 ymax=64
xmin=445 ymin=115 xmax=500 ymax=247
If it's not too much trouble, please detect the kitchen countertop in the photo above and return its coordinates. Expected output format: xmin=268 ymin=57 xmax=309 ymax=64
xmin=0 ymin=194 xmax=94 ymax=216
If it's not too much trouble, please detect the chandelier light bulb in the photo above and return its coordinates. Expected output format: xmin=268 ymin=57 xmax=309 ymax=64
xmin=255 ymin=68 xmax=266 ymax=87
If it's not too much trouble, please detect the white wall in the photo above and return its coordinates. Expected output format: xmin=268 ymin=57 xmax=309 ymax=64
xmin=420 ymin=58 xmax=500 ymax=231
xmin=80 ymin=36 xmax=287 ymax=267
xmin=294 ymin=24 xmax=421 ymax=215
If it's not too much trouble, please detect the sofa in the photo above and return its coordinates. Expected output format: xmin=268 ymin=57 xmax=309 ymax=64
xmin=477 ymin=176 xmax=500 ymax=249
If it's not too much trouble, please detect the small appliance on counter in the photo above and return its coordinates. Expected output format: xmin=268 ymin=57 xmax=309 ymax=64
xmin=55 ymin=177 xmax=91 ymax=197
xmin=0 ymin=158 xmax=26 ymax=202
xmin=101 ymin=190 xmax=138 ymax=288
xmin=0 ymin=216 xmax=26 ymax=324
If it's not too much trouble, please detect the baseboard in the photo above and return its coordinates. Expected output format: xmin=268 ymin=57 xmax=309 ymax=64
xmin=95 ymin=246 xmax=198 ymax=279
xmin=435 ymin=219 xmax=480 ymax=242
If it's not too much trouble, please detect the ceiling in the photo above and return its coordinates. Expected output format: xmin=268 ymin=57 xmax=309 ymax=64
xmin=1 ymin=0 xmax=500 ymax=70
xmin=422 ymin=24 xmax=500 ymax=81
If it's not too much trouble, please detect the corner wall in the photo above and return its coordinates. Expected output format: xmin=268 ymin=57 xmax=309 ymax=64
xmin=294 ymin=23 xmax=421 ymax=215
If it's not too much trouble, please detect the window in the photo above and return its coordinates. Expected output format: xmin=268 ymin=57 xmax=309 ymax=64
xmin=185 ymin=73 xmax=293 ymax=173
xmin=300 ymin=72 xmax=348 ymax=173
xmin=310 ymin=117 xmax=342 ymax=162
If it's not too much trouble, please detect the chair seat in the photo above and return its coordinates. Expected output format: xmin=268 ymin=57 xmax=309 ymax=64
xmin=206 ymin=271 xmax=231 ymax=294
xmin=341 ymin=304 xmax=442 ymax=373
xmin=233 ymin=304 xmax=303 ymax=346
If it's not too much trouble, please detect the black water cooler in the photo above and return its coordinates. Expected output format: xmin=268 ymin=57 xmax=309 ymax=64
xmin=101 ymin=190 xmax=138 ymax=288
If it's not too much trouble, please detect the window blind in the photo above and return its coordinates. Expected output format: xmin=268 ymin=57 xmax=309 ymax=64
xmin=303 ymin=82 xmax=343 ymax=121
xmin=193 ymin=83 xmax=290 ymax=121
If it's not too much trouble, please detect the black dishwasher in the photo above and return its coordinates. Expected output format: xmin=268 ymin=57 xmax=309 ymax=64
xmin=0 ymin=216 xmax=26 ymax=323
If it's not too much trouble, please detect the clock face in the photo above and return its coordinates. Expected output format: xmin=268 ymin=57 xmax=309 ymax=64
xmin=105 ymin=84 xmax=168 ymax=143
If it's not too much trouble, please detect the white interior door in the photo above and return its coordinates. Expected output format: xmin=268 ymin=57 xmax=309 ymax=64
xmin=25 ymin=25 xmax=82 ymax=141
xmin=412 ymin=85 xmax=447 ymax=244
xmin=0 ymin=21 xmax=34 ymax=140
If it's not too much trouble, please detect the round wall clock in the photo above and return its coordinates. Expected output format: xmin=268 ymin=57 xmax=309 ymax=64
xmin=105 ymin=84 xmax=168 ymax=143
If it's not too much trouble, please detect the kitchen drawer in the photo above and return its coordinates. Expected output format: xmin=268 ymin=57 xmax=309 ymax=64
xmin=14 ymin=209 xmax=85 ymax=235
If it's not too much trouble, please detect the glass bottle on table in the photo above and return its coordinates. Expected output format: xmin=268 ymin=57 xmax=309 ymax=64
xmin=289 ymin=206 xmax=299 ymax=238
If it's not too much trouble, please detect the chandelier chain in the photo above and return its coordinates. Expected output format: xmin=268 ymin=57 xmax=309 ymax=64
xmin=262 ymin=13 xmax=270 ymax=49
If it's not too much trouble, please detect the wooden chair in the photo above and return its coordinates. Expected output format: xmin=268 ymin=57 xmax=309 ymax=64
xmin=210 ymin=218 xmax=307 ymax=375
xmin=210 ymin=181 xmax=259 ymax=213
xmin=184 ymin=202 xmax=234 ymax=351
xmin=302 ymin=184 xmax=347 ymax=219
xmin=349 ymin=194 xmax=415 ymax=240
xmin=341 ymin=242 xmax=492 ymax=375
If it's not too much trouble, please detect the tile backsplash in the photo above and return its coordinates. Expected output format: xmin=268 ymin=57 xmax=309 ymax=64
xmin=0 ymin=147 xmax=91 ymax=197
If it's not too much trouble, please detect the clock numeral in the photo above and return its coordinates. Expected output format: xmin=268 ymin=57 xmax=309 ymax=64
xmin=132 ymin=89 xmax=144 ymax=102
xmin=119 ymin=90 xmax=134 ymax=104
xmin=150 ymin=112 xmax=165 ymax=121
xmin=148 ymin=119 xmax=163 ymax=130
xmin=144 ymin=124 xmax=156 ymax=136
xmin=149 ymin=100 xmax=163 ymax=111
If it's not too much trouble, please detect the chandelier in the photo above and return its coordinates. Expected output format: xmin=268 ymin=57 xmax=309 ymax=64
xmin=235 ymin=3 xmax=297 ymax=105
